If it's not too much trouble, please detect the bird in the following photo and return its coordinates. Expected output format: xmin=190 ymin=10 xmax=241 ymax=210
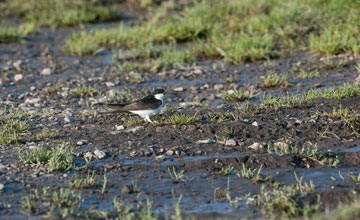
xmin=97 ymin=88 xmax=165 ymax=122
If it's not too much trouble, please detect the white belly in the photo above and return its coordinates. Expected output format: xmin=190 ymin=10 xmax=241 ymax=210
xmin=130 ymin=105 xmax=162 ymax=118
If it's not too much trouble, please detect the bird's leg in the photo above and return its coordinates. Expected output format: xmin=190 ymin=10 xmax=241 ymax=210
xmin=144 ymin=115 xmax=152 ymax=123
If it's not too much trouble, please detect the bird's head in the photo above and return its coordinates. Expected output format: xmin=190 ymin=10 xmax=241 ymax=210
xmin=153 ymin=88 xmax=165 ymax=101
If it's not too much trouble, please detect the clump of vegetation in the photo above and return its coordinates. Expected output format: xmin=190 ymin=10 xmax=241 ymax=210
xmin=18 ymin=143 xmax=73 ymax=172
xmin=249 ymin=174 xmax=321 ymax=218
xmin=106 ymin=89 xmax=134 ymax=103
xmin=0 ymin=22 xmax=38 ymax=43
xmin=71 ymin=85 xmax=99 ymax=97
xmin=21 ymin=186 xmax=83 ymax=217
xmin=0 ymin=109 xmax=30 ymax=144
xmin=237 ymin=163 xmax=264 ymax=183
xmin=267 ymin=142 xmax=339 ymax=167
xmin=0 ymin=0 xmax=119 ymax=28
xmin=264 ymin=71 xmax=290 ymax=88
xmin=222 ymin=88 xmax=255 ymax=102
xmin=294 ymin=69 xmax=321 ymax=79
xmin=158 ymin=113 xmax=200 ymax=126
xmin=71 ymin=171 xmax=97 ymax=189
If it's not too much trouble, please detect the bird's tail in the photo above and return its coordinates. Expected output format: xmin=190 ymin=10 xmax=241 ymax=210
xmin=94 ymin=103 xmax=127 ymax=113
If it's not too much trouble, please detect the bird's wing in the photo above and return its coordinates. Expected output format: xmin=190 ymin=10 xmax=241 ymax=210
xmin=104 ymin=95 xmax=162 ymax=111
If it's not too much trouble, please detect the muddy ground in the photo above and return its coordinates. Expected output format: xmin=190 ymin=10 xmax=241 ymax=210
xmin=1 ymin=10 xmax=360 ymax=220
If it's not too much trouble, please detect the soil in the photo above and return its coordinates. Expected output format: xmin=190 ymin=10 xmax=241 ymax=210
xmin=1 ymin=11 xmax=360 ymax=220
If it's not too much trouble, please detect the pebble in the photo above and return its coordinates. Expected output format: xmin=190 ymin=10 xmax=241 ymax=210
xmin=130 ymin=151 xmax=137 ymax=157
xmin=165 ymin=150 xmax=174 ymax=156
xmin=115 ymin=125 xmax=125 ymax=130
xmin=125 ymin=126 xmax=145 ymax=133
xmin=248 ymin=142 xmax=264 ymax=151
xmin=14 ymin=74 xmax=23 ymax=81
xmin=155 ymin=155 xmax=165 ymax=161
xmin=94 ymin=149 xmax=106 ymax=159
xmin=214 ymin=84 xmax=224 ymax=90
xmin=40 ymin=68 xmax=52 ymax=75
xmin=30 ymin=86 xmax=36 ymax=91
xmin=76 ymin=140 xmax=88 ymax=146
xmin=225 ymin=139 xmax=237 ymax=146
xmin=25 ymin=98 xmax=42 ymax=104
xmin=13 ymin=60 xmax=22 ymax=71
xmin=173 ymin=87 xmax=184 ymax=92
xmin=216 ymin=104 xmax=226 ymax=109
xmin=105 ymin=82 xmax=115 ymax=87
xmin=84 ymin=152 xmax=93 ymax=159
xmin=109 ymin=131 xmax=122 ymax=135
xmin=64 ymin=115 xmax=75 ymax=123
xmin=0 ymin=183 xmax=4 ymax=190
xmin=121 ymin=185 xmax=131 ymax=194
xmin=196 ymin=139 xmax=214 ymax=144
xmin=252 ymin=121 xmax=259 ymax=127
xmin=179 ymin=102 xmax=195 ymax=107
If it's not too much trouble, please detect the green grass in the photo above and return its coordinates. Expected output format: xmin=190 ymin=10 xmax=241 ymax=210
xmin=62 ymin=0 xmax=360 ymax=63
xmin=0 ymin=109 xmax=30 ymax=144
xmin=239 ymin=83 xmax=360 ymax=113
xmin=219 ymin=165 xmax=234 ymax=176
xmin=106 ymin=89 xmax=134 ymax=103
xmin=250 ymin=173 xmax=321 ymax=218
xmin=267 ymin=142 xmax=339 ymax=167
xmin=71 ymin=85 xmax=99 ymax=98
xmin=18 ymin=144 xmax=73 ymax=172
xmin=157 ymin=113 xmax=200 ymax=126
xmin=264 ymin=71 xmax=290 ymax=88
xmin=71 ymin=171 xmax=97 ymax=189
xmin=295 ymin=69 xmax=321 ymax=79
xmin=313 ymin=198 xmax=360 ymax=220
xmin=237 ymin=163 xmax=263 ymax=183
xmin=0 ymin=22 xmax=38 ymax=43
xmin=21 ymin=186 xmax=83 ymax=217
xmin=0 ymin=0 xmax=119 ymax=28
xmin=310 ymin=23 xmax=360 ymax=56
xmin=223 ymin=88 xmax=255 ymax=102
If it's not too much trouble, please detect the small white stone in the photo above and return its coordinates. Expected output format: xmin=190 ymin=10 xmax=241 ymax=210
xmin=125 ymin=126 xmax=145 ymax=133
xmin=76 ymin=140 xmax=88 ymax=146
xmin=13 ymin=60 xmax=22 ymax=71
xmin=84 ymin=152 xmax=93 ymax=159
xmin=165 ymin=150 xmax=174 ymax=156
xmin=64 ymin=115 xmax=75 ymax=123
xmin=40 ymin=68 xmax=51 ymax=75
xmin=252 ymin=121 xmax=259 ymax=127
xmin=173 ymin=87 xmax=184 ymax=92
xmin=214 ymin=84 xmax=224 ymax=90
xmin=115 ymin=125 xmax=125 ymax=130
xmin=196 ymin=139 xmax=214 ymax=144
xmin=248 ymin=142 xmax=264 ymax=151
xmin=179 ymin=102 xmax=195 ymax=107
xmin=30 ymin=86 xmax=36 ymax=91
xmin=0 ymin=183 xmax=4 ymax=190
xmin=14 ymin=74 xmax=23 ymax=81
xmin=94 ymin=149 xmax=106 ymax=159
xmin=25 ymin=98 xmax=42 ymax=104
xmin=225 ymin=139 xmax=237 ymax=146
xmin=105 ymin=82 xmax=115 ymax=87
xmin=155 ymin=155 xmax=165 ymax=161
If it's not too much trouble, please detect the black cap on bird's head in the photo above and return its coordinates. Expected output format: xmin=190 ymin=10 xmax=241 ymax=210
xmin=153 ymin=88 xmax=165 ymax=95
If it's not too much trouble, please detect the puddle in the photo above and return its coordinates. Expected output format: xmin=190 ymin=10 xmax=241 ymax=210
xmin=342 ymin=146 xmax=360 ymax=153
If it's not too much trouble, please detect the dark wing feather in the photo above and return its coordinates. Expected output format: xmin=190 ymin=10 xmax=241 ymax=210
xmin=105 ymin=95 xmax=162 ymax=111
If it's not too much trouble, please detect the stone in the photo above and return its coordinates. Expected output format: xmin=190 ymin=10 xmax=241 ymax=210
xmin=0 ymin=164 xmax=7 ymax=170
xmin=76 ymin=140 xmax=88 ymax=146
xmin=155 ymin=155 xmax=165 ymax=161
xmin=40 ymin=68 xmax=52 ymax=75
xmin=0 ymin=183 xmax=4 ymax=190
xmin=105 ymin=82 xmax=115 ymax=87
xmin=13 ymin=60 xmax=22 ymax=71
xmin=248 ymin=142 xmax=264 ymax=151
xmin=165 ymin=150 xmax=174 ymax=156
xmin=214 ymin=84 xmax=224 ymax=90
xmin=121 ymin=185 xmax=131 ymax=194
xmin=25 ymin=98 xmax=42 ymax=104
xmin=252 ymin=121 xmax=259 ymax=127
xmin=173 ymin=87 xmax=184 ymax=92
xmin=125 ymin=126 xmax=145 ymax=133
xmin=196 ymin=139 xmax=214 ymax=144
xmin=64 ymin=116 xmax=75 ymax=123
xmin=14 ymin=74 xmax=23 ymax=81
xmin=94 ymin=149 xmax=106 ymax=159
xmin=225 ymin=139 xmax=237 ymax=146
xmin=115 ymin=125 xmax=125 ymax=130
